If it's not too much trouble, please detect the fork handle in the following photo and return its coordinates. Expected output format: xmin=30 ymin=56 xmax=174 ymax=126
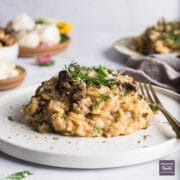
xmin=158 ymin=105 xmax=180 ymax=127
xmin=158 ymin=105 xmax=180 ymax=138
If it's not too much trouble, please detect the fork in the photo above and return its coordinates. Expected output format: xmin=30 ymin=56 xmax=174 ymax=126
xmin=139 ymin=82 xmax=180 ymax=138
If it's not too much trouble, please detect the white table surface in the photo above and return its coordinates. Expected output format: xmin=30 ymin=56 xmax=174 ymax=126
xmin=0 ymin=32 xmax=179 ymax=180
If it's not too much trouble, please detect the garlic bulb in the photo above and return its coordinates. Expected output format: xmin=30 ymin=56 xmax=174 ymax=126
xmin=12 ymin=30 xmax=27 ymax=40
xmin=18 ymin=31 xmax=40 ymax=48
xmin=8 ymin=14 xmax=35 ymax=32
xmin=0 ymin=58 xmax=19 ymax=80
xmin=36 ymin=24 xmax=60 ymax=44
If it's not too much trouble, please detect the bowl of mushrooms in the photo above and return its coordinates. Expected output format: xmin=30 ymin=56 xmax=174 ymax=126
xmin=0 ymin=27 xmax=19 ymax=62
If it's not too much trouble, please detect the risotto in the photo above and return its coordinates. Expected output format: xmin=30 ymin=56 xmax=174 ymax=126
xmin=131 ymin=18 xmax=180 ymax=55
xmin=21 ymin=63 xmax=156 ymax=137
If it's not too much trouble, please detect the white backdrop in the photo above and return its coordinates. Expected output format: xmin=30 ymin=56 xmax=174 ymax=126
xmin=0 ymin=0 xmax=179 ymax=35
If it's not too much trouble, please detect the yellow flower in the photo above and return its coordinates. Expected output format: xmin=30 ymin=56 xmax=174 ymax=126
xmin=56 ymin=22 xmax=73 ymax=35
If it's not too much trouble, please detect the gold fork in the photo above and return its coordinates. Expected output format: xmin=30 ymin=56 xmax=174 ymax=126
xmin=139 ymin=82 xmax=180 ymax=138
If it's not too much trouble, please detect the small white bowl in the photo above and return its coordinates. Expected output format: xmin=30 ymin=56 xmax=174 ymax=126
xmin=0 ymin=43 xmax=19 ymax=63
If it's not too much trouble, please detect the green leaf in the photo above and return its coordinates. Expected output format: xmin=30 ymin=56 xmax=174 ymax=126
xmin=52 ymin=137 xmax=59 ymax=140
xmin=169 ymin=32 xmax=180 ymax=44
xmin=94 ymin=65 xmax=107 ymax=79
xmin=93 ymin=125 xmax=102 ymax=134
xmin=99 ymin=93 xmax=110 ymax=101
xmin=64 ymin=63 xmax=115 ymax=87
xmin=39 ymin=60 xmax=55 ymax=67
xmin=61 ymin=112 xmax=67 ymax=119
xmin=2 ymin=171 xmax=32 ymax=180
xmin=121 ymin=88 xmax=127 ymax=97
xmin=143 ymin=134 xmax=150 ymax=140
xmin=93 ymin=93 xmax=110 ymax=108
xmin=151 ymin=105 xmax=158 ymax=112
xmin=35 ymin=18 xmax=47 ymax=24
xmin=60 ymin=34 xmax=69 ymax=43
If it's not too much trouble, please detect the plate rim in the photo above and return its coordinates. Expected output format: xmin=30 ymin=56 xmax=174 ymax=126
xmin=0 ymin=84 xmax=179 ymax=168
xmin=113 ymin=37 xmax=142 ymax=58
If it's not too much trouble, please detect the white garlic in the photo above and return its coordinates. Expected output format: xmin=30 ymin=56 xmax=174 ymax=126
xmin=9 ymin=14 xmax=35 ymax=31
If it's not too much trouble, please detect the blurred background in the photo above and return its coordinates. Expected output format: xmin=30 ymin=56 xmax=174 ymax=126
xmin=0 ymin=0 xmax=179 ymax=87
xmin=0 ymin=0 xmax=179 ymax=34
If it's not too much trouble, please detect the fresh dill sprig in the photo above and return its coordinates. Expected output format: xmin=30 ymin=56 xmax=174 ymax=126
xmin=99 ymin=93 xmax=110 ymax=101
xmin=94 ymin=65 xmax=107 ymax=79
xmin=121 ymin=88 xmax=127 ymax=97
xmin=63 ymin=63 xmax=115 ymax=86
xmin=52 ymin=137 xmax=59 ymax=140
xmin=143 ymin=134 xmax=150 ymax=140
xmin=93 ymin=125 xmax=102 ymax=134
xmin=151 ymin=105 xmax=158 ymax=112
xmin=64 ymin=61 xmax=77 ymax=70
xmin=93 ymin=93 xmax=110 ymax=107
xmin=70 ymin=65 xmax=115 ymax=86
xmin=61 ymin=112 xmax=67 ymax=119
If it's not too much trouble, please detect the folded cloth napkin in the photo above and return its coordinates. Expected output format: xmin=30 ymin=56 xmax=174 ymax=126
xmin=122 ymin=54 xmax=180 ymax=93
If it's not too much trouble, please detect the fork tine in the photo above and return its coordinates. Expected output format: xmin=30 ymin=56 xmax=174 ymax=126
xmin=139 ymin=83 xmax=145 ymax=95
xmin=149 ymin=83 xmax=161 ymax=105
xmin=149 ymin=82 xmax=180 ymax=126
xmin=144 ymin=83 xmax=153 ymax=102
xmin=148 ymin=83 xmax=180 ymax=137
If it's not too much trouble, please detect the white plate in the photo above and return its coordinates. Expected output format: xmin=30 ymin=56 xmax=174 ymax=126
xmin=113 ymin=37 xmax=179 ymax=59
xmin=0 ymin=85 xmax=179 ymax=169
xmin=113 ymin=37 xmax=143 ymax=58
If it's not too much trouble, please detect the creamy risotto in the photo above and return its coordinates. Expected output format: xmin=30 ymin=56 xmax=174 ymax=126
xmin=131 ymin=18 xmax=180 ymax=55
xmin=21 ymin=63 xmax=156 ymax=137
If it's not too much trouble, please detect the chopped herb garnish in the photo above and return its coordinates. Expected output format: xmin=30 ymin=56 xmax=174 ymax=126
xmin=102 ymin=140 xmax=106 ymax=143
xmin=2 ymin=170 xmax=32 ymax=180
xmin=61 ymin=112 xmax=67 ymax=119
xmin=52 ymin=137 xmax=59 ymax=140
xmin=64 ymin=61 xmax=78 ymax=70
xmin=151 ymin=105 xmax=158 ymax=112
xmin=143 ymin=134 xmax=150 ymax=140
xmin=8 ymin=116 xmax=13 ymax=121
xmin=99 ymin=93 xmax=110 ymax=101
xmin=93 ymin=125 xmax=102 ymax=134
xmin=163 ymin=121 xmax=169 ymax=124
xmin=121 ymin=88 xmax=127 ymax=97
xmin=137 ymin=95 xmax=142 ymax=100
xmin=93 ymin=93 xmax=110 ymax=107
xmin=168 ymin=31 xmax=180 ymax=44
xmin=66 ymin=63 xmax=115 ymax=86
xmin=94 ymin=65 xmax=107 ymax=79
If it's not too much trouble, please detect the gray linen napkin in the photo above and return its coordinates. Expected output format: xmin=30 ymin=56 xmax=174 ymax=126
xmin=122 ymin=54 xmax=180 ymax=93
